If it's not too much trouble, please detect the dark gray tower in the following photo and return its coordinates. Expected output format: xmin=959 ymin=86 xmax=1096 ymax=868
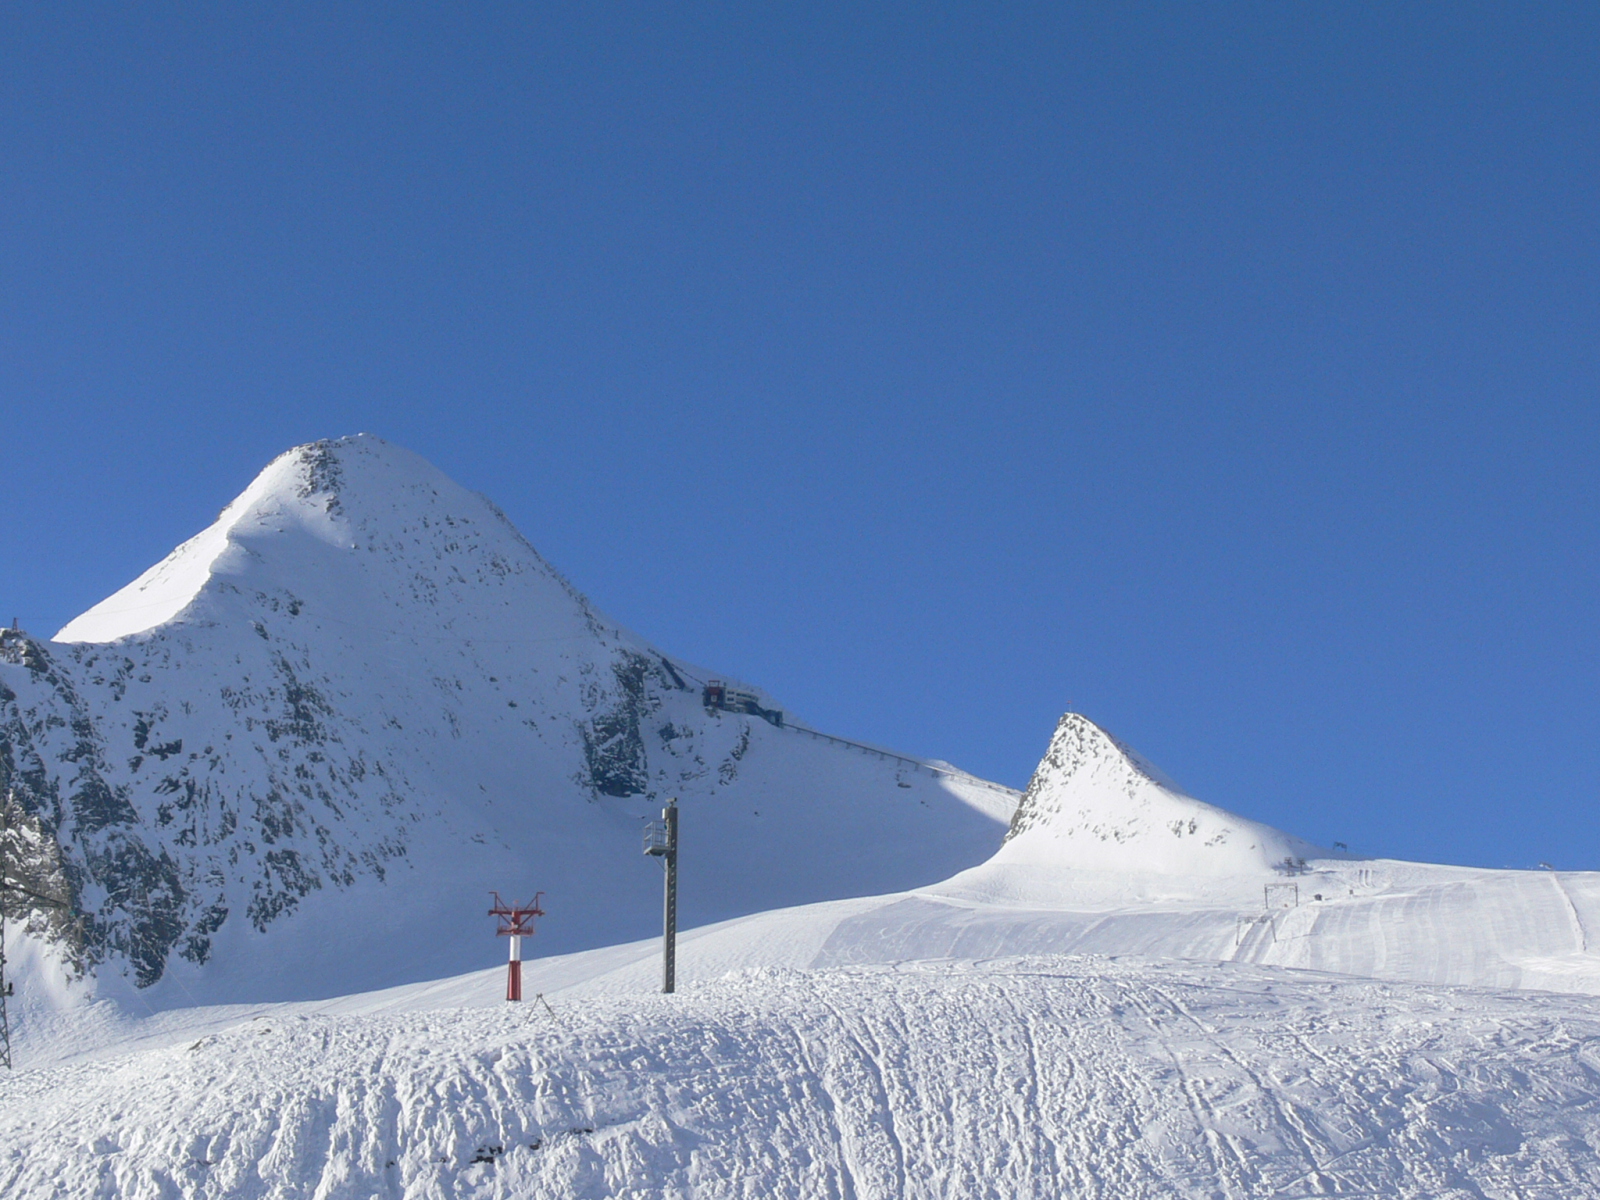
xmin=643 ymin=799 xmax=679 ymax=994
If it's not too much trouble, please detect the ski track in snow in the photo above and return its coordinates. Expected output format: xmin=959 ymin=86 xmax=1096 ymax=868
xmin=5 ymin=956 xmax=1600 ymax=1199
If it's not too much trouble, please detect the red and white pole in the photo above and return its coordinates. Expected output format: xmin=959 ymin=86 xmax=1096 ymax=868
xmin=506 ymin=934 xmax=522 ymax=1001
xmin=489 ymin=892 xmax=544 ymax=1003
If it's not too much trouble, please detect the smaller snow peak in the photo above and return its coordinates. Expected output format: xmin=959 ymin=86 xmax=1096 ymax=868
xmin=996 ymin=712 xmax=1317 ymax=877
xmin=1003 ymin=713 xmax=1156 ymax=843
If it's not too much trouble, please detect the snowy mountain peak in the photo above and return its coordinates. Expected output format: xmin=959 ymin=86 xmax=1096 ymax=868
xmin=996 ymin=712 xmax=1319 ymax=876
xmin=4 ymin=435 xmax=1011 ymax=1001
xmin=54 ymin=435 xmax=574 ymax=645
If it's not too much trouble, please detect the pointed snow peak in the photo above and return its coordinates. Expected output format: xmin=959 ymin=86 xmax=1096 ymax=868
xmin=995 ymin=713 xmax=1319 ymax=877
xmin=54 ymin=435 xmax=580 ymax=644
xmin=225 ymin=434 xmax=468 ymax=533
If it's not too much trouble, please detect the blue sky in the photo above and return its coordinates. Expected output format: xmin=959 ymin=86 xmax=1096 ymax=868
xmin=2 ymin=4 xmax=1595 ymax=869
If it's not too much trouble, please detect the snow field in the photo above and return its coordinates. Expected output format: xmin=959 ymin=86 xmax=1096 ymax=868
xmin=6 ymin=956 xmax=1600 ymax=1199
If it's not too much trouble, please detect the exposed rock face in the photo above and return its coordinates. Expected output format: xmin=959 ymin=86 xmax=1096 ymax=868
xmin=1 ymin=436 xmax=1010 ymax=1000
xmin=998 ymin=713 xmax=1319 ymax=876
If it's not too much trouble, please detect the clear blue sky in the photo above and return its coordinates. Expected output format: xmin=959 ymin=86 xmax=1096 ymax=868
xmin=2 ymin=4 xmax=1595 ymax=869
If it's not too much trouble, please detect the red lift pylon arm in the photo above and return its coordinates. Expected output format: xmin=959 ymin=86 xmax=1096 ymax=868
xmin=489 ymin=891 xmax=545 ymax=1001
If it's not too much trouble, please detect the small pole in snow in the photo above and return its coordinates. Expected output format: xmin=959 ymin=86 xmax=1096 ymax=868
xmin=489 ymin=892 xmax=544 ymax=1002
xmin=643 ymin=800 xmax=678 ymax=994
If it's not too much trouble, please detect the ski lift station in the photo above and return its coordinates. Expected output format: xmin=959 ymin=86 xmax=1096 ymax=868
xmin=702 ymin=680 xmax=784 ymax=727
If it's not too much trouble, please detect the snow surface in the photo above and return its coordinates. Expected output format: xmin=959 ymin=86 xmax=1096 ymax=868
xmin=8 ymin=951 xmax=1600 ymax=1199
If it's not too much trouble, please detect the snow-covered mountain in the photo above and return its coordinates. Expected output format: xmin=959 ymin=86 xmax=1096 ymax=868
xmin=10 ymin=439 xmax=1600 ymax=1198
xmin=0 ymin=435 xmax=1013 ymax=1006
xmin=999 ymin=712 xmax=1325 ymax=877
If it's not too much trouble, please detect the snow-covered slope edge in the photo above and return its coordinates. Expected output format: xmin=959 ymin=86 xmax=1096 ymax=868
xmin=0 ymin=435 xmax=1014 ymax=1008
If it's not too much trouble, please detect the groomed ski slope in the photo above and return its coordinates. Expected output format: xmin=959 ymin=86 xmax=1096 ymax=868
xmin=6 ymin=955 xmax=1600 ymax=1199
